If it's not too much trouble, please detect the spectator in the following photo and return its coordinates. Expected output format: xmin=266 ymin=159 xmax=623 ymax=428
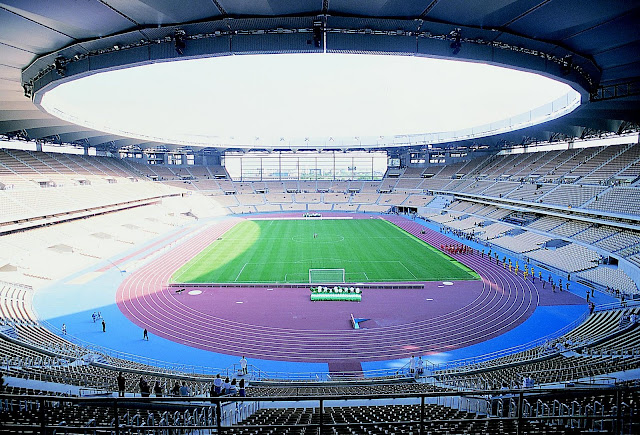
xmin=171 ymin=382 xmax=180 ymax=396
xmin=139 ymin=377 xmax=150 ymax=397
xmin=213 ymin=374 xmax=223 ymax=396
xmin=409 ymin=355 xmax=416 ymax=375
xmin=102 ymin=319 xmax=106 ymax=332
xmin=143 ymin=328 xmax=148 ymax=341
xmin=179 ymin=381 xmax=191 ymax=397
xmin=223 ymin=377 xmax=231 ymax=395
xmin=153 ymin=381 xmax=163 ymax=397
xmin=238 ymin=378 xmax=246 ymax=397
xmin=240 ymin=355 xmax=248 ymax=375
xmin=117 ymin=372 xmax=126 ymax=397
xmin=416 ymin=357 xmax=424 ymax=377
xmin=229 ymin=378 xmax=238 ymax=395
xmin=61 ymin=324 xmax=67 ymax=335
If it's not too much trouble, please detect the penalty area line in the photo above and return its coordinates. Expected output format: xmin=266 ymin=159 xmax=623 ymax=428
xmin=235 ymin=262 xmax=249 ymax=282
xmin=397 ymin=261 xmax=418 ymax=280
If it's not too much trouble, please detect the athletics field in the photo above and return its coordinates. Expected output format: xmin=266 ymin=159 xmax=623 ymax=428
xmin=171 ymin=218 xmax=479 ymax=284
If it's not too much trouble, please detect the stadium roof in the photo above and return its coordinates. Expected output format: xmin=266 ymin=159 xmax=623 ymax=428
xmin=1 ymin=1 xmax=639 ymax=152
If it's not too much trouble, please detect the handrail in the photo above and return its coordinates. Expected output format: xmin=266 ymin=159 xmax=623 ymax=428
xmin=594 ymin=300 xmax=640 ymax=312
xmin=430 ymin=310 xmax=590 ymax=373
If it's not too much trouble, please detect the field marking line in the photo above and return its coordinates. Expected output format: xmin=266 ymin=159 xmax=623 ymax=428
xmin=397 ymin=261 xmax=418 ymax=280
xmin=290 ymin=235 xmax=345 ymax=243
xmin=235 ymin=262 xmax=249 ymax=282
xmin=363 ymin=271 xmax=369 ymax=280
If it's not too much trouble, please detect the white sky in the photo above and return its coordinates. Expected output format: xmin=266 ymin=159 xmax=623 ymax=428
xmin=41 ymin=53 xmax=577 ymax=144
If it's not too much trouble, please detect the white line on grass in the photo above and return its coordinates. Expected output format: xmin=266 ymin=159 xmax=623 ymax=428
xmin=397 ymin=261 xmax=418 ymax=280
xmin=235 ymin=262 xmax=249 ymax=282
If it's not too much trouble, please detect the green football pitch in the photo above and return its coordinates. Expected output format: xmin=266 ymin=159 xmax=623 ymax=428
xmin=171 ymin=219 xmax=479 ymax=284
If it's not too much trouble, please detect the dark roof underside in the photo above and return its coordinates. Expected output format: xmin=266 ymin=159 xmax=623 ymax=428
xmin=1 ymin=1 xmax=639 ymax=152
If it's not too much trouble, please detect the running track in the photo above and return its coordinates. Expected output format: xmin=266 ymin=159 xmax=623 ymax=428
xmin=116 ymin=214 xmax=583 ymax=363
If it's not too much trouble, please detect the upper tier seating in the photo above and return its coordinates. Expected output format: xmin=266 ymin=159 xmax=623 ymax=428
xmin=580 ymin=143 xmax=640 ymax=184
xmin=539 ymin=184 xmax=606 ymax=208
xmin=586 ymin=186 xmax=640 ymax=216
xmin=0 ymin=149 xmax=144 ymax=188
xmin=0 ymin=182 xmax=180 ymax=227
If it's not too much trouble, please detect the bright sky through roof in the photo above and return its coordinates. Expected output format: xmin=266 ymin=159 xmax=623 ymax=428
xmin=41 ymin=53 xmax=577 ymax=144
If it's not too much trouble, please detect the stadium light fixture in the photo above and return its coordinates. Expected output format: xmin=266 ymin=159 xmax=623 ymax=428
xmin=53 ymin=57 xmax=66 ymax=77
xmin=312 ymin=20 xmax=323 ymax=48
xmin=450 ymin=29 xmax=462 ymax=55
xmin=174 ymin=30 xmax=186 ymax=55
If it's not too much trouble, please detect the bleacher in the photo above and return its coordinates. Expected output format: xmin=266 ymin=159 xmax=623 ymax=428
xmin=3 ymin=288 xmax=638 ymax=431
xmin=0 ymin=145 xmax=625 ymax=295
xmin=1 ymin=143 xmax=640 ymax=434
xmin=577 ymin=268 xmax=639 ymax=294
xmin=586 ymin=186 xmax=640 ymax=216
xmin=491 ymin=231 xmax=552 ymax=254
xmin=527 ymin=243 xmax=601 ymax=274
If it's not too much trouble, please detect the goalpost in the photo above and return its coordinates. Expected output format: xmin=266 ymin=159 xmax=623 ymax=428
xmin=309 ymin=268 xmax=346 ymax=284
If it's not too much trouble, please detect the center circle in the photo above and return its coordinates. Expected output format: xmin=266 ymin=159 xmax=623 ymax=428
xmin=291 ymin=234 xmax=345 ymax=243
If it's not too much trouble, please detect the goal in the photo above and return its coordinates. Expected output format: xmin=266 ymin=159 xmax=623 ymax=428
xmin=309 ymin=268 xmax=346 ymax=284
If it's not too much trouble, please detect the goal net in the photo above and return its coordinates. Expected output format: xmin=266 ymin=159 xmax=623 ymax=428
xmin=309 ymin=268 xmax=346 ymax=284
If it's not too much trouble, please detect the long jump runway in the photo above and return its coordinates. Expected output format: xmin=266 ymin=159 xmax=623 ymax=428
xmin=116 ymin=214 xmax=584 ymax=363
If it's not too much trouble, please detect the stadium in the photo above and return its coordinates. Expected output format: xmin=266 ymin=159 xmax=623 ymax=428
xmin=1 ymin=1 xmax=639 ymax=434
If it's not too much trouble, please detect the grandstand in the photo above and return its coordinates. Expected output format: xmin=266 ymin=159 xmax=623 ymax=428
xmin=1 ymin=1 xmax=640 ymax=434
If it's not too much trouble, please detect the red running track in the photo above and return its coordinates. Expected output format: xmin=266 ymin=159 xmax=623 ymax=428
xmin=117 ymin=214 xmax=560 ymax=363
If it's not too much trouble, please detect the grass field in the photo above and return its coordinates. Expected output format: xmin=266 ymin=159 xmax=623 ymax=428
xmin=171 ymin=219 xmax=479 ymax=284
